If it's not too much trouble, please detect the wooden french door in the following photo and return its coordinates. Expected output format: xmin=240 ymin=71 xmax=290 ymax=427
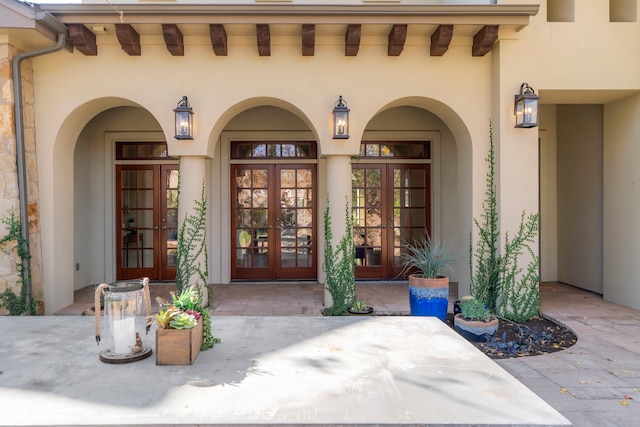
xmin=352 ymin=163 xmax=431 ymax=279
xmin=231 ymin=164 xmax=317 ymax=280
xmin=116 ymin=165 xmax=178 ymax=280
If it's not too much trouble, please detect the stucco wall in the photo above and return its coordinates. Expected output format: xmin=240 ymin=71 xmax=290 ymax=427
xmin=24 ymin=0 xmax=640 ymax=312
xmin=539 ymin=104 xmax=558 ymax=282
xmin=603 ymin=94 xmax=640 ymax=310
xmin=556 ymin=105 xmax=603 ymax=294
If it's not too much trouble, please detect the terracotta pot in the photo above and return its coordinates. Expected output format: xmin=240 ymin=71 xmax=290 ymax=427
xmin=408 ymin=274 xmax=449 ymax=321
xmin=453 ymin=313 xmax=499 ymax=342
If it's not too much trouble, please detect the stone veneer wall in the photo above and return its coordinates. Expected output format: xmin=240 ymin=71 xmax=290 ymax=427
xmin=0 ymin=39 xmax=44 ymax=314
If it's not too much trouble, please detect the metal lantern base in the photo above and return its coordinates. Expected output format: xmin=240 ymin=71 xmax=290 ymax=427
xmin=99 ymin=346 xmax=152 ymax=364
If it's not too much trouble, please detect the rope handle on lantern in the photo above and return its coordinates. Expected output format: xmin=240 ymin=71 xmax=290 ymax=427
xmin=94 ymin=283 xmax=109 ymax=345
xmin=142 ymin=277 xmax=152 ymax=334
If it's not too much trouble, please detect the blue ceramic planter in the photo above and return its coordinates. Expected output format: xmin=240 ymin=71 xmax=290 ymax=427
xmin=408 ymin=274 xmax=449 ymax=321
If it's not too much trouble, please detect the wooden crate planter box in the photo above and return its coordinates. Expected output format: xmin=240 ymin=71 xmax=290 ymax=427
xmin=156 ymin=320 xmax=203 ymax=365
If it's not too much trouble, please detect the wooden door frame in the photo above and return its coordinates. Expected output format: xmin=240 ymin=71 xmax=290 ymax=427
xmin=115 ymin=164 xmax=178 ymax=281
xmin=230 ymin=163 xmax=317 ymax=280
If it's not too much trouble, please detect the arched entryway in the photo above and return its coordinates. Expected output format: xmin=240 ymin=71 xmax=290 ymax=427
xmin=212 ymin=104 xmax=320 ymax=283
xmin=72 ymin=105 xmax=170 ymax=285
xmin=352 ymin=145 xmax=431 ymax=279
xmin=230 ymin=142 xmax=318 ymax=280
xmin=354 ymin=105 xmax=460 ymax=280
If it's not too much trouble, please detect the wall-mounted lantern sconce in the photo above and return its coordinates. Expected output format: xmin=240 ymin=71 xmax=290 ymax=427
xmin=514 ymin=83 xmax=540 ymax=128
xmin=174 ymin=96 xmax=194 ymax=140
xmin=332 ymin=96 xmax=350 ymax=139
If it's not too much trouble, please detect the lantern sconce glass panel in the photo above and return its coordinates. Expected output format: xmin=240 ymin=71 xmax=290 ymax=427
xmin=174 ymin=96 xmax=194 ymax=140
xmin=514 ymin=83 xmax=540 ymax=128
xmin=332 ymin=96 xmax=350 ymax=139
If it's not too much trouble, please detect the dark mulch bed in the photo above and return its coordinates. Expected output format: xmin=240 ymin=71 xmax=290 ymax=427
xmin=445 ymin=313 xmax=577 ymax=359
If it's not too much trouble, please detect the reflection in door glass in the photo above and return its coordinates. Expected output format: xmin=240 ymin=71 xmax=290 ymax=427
xmin=234 ymin=168 xmax=270 ymax=269
xmin=352 ymin=167 xmax=383 ymax=267
xmin=279 ymin=168 xmax=314 ymax=268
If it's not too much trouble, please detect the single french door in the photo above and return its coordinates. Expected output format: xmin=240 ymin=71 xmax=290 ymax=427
xmin=116 ymin=165 xmax=178 ymax=280
xmin=231 ymin=164 xmax=316 ymax=280
xmin=352 ymin=163 xmax=431 ymax=279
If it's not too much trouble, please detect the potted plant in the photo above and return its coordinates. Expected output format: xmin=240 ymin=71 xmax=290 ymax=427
xmin=399 ymin=235 xmax=454 ymax=321
xmin=453 ymin=296 xmax=499 ymax=342
xmin=151 ymin=285 xmax=205 ymax=365
xmin=348 ymin=298 xmax=374 ymax=315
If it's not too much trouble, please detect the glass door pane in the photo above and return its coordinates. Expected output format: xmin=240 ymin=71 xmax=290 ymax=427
xmin=276 ymin=165 xmax=316 ymax=279
xmin=117 ymin=165 xmax=158 ymax=280
xmin=390 ymin=164 xmax=431 ymax=277
xmin=161 ymin=166 xmax=179 ymax=279
xmin=352 ymin=165 xmax=386 ymax=278
xmin=232 ymin=166 xmax=274 ymax=279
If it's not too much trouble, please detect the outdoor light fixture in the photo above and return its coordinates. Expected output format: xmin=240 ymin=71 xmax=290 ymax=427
xmin=332 ymin=95 xmax=350 ymax=139
xmin=514 ymin=83 xmax=540 ymax=128
xmin=174 ymin=96 xmax=194 ymax=139
xmin=95 ymin=278 xmax=152 ymax=364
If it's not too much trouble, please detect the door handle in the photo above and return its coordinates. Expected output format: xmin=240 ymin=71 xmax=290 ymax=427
xmin=161 ymin=226 xmax=167 ymax=230
xmin=153 ymin=226 xmax=159 ymax=230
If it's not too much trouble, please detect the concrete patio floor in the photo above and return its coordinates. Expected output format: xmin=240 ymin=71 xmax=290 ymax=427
xmin=1 ymin=314 xmax=569 ymax=427
xmin=2 ymin=281 xmax=639 ymax=426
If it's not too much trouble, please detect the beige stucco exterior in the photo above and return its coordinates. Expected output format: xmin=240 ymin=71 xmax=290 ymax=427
xmin=2 ymin=0 xmax=640 ymax=314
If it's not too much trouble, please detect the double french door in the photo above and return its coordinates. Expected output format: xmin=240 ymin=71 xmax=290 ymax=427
xmin=116 ymin=165 xmax=178 ymax=280
xmin=231 ymin=164 xmax=317 ymax=280
xmin=352 ymin=163 xmax=431 ymax=279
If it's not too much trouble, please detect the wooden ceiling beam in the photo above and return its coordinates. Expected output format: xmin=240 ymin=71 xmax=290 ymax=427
xmin=345 ymin=24 xmax=361 ymax=56
xmin=388 ymin=24 xmax=407 ymax=56
xmin=430 ymin=24 xmax=453 ymax=56
xmin=68 ymin=24 xmax=97 ymax=56
xmin=162 ymin=24 xmax=184 ymax=56
xmin=115 ymin=23 xmax=141 ymax=56
xmin=472 ymin=25 xmax=499 ymax=57
xmin=209 ymin=24 xmax=228 ymax=56
xmin=256 ymin=24 xmax=271 ymax=56
xmin=302 ymin=24 xmax=315 ymax=56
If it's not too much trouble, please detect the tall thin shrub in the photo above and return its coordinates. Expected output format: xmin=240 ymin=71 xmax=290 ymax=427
xmin=322 ymin=197 xmax=355 ymax=316
xmin=470 ymin=121 xmax=541 ymax=322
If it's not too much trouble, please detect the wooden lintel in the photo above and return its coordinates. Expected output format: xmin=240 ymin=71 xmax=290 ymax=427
xmin=472 ymin=25 xmax=499 ymax=57
xmin=209 ymin=24 xmax=228 ymax=56
xmin=68 ymin=24 xmax=97 ymax=56
xmin=115 ymin=23 xmax=141 ymax=56
xmin=388 ymin=24 xmax=407 ymax=56
xmin=256 ymin=24 xmax=271 ymax=56
xmin=302 ymin=24 xmax=315 ymax=56
xmin=345 ymin=24 xmax=361 ymax=56
xmin=430 ymin=25 xmax=453 ymax=57
xmin=162 ymin=24 xmax=184 ymax=56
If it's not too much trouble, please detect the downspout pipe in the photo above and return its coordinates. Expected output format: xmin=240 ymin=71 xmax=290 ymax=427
xmin=11 ymin=32 xmax=67 ymax=314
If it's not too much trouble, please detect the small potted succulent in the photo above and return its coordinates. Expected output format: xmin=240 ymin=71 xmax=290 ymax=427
xmin=453 ymin=296 xmax=499 ymax=342
xmin=348 ymin=298 xmax=374 ymax=315
xmin=150 ymin=286 xmax=205 ymax=365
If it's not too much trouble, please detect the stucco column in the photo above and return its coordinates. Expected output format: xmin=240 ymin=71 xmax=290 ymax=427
xmin=323 ymin=154 xmax=353 ymax=307
xmin=490 ymin=40 xmax=540 ymax=295
xmin=177 ymin=155 xmax=209 ymax=305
